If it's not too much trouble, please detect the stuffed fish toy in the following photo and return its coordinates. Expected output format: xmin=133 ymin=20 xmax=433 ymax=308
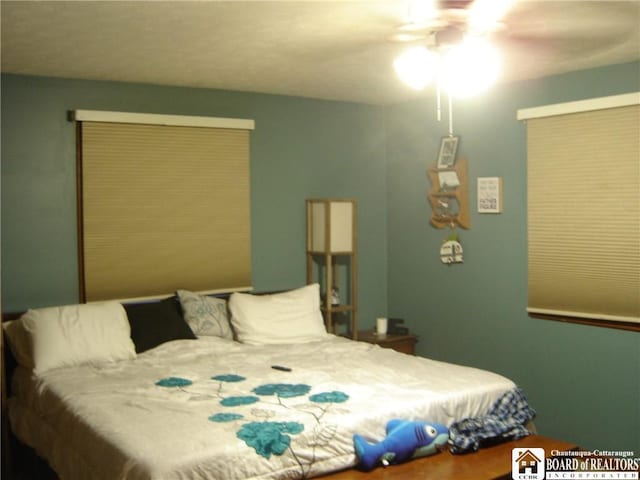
xmin=353 ymin=419 xmax=449 ymax=470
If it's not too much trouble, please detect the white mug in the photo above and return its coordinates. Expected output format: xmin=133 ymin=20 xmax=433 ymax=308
xmin=376 ymin=317 xmax=388 ymax=335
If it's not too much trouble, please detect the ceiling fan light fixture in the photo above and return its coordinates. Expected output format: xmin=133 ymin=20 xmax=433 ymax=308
xmin=441 ymin=36 xmax=501 ymax=98
xmin=394 ymin=45 xmax=438 ymax=90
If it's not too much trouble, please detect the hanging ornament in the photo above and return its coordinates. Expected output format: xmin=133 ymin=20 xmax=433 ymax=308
xmin=440 ymin=230 xmax=463 ymax=265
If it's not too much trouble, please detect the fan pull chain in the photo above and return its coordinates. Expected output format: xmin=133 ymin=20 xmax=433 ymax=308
xmin=448 ymin=91 xmax=454 ymax=136
xmin=435 ymin=72 xmax=453 ymax=136
xmin=436 ymin=75 xmax=442 ymax=122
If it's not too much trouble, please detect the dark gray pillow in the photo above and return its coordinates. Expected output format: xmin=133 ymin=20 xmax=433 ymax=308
xmin=124 ymin=297 xmax=196 ymax=353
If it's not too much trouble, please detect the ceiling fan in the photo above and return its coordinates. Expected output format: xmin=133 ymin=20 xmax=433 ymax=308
xmin=390 ymin=0 xmax=515 ymax=95
xmin=391 ymin=0 xmax=513 ymax=49
xmin=386 ymin=0 xmax=516 ymax=135
xmin=381 ymin=0 xmax=640 ymax=103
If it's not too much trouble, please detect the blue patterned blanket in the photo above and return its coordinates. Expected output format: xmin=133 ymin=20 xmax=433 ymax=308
xmin=448 ymin=387 xmax=536 ymax=454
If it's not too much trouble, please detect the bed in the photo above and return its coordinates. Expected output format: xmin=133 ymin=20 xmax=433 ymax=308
xmin=3 ymin=284 xmax=535 ymax=480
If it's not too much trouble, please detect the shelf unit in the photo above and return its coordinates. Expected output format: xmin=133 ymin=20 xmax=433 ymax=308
xmin=306 ymin=199 xmax=358 ymax=339
xmin=427 ymin=157 xmax=470 ymax=229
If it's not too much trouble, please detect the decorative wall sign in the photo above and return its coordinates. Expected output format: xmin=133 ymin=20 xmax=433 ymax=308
xmin=440 ymin=239 xmax=464 ymax=264
xmin=477 ymin=177 xmax=503 ymax=213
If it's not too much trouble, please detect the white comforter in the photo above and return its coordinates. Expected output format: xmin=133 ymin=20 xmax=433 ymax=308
xmin=9 ymin=335 xmax=516 ymax=480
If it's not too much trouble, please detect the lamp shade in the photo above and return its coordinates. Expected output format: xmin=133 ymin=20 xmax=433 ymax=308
xmin=307 ymin=199 xmax=355 ymax=253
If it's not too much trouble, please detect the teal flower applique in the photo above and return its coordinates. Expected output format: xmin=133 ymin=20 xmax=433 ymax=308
xmin=212 ymin=374 xmax=246 ymax=383
xmin=309 ymin=391 xmax=349 ymax=403
xmin=237 ymin=421 xmax=304 ymax=459
xmin=252 ymin=383 xmax=311 ymax=398
xmin=209 ymin=413 xmax=244 ymax=423
xmin=220 ymin=396 xmax=260 ymax=407
xmin=155 ymin=377 xmax=193 ymax=388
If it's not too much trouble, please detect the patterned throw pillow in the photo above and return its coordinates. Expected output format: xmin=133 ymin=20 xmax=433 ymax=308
xmin=176 ymin=290 xmax=233 ymax=339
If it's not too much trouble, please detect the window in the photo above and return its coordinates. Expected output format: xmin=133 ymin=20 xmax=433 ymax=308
xmin=74 ymin=110 xmax=254 ymax=302
xmin=519 ymin=93 xmax=639 ymax=330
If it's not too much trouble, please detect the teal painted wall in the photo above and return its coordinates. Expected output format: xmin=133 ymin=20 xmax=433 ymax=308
xmin=386 ymin=61 xmax=640 ymax=452
xmin=2 ymin=62 xmax=639 ymax=454
xmin=0 ymin=74 xmax=388 ymax=323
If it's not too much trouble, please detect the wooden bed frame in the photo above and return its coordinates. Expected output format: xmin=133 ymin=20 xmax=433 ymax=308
xmin=319 ymin=435 xmax=579 ymax=480
xmin=1 ymin=308 xmax=577 ymax=480
xmin=5 ymin=432 xmax=578 ymax=480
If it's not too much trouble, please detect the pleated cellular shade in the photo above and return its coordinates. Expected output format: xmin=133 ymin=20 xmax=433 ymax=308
xmin=80 ymin=121 xmax=252 ymax=301
xmin=527 ymin=104 xmax=639 ymax=322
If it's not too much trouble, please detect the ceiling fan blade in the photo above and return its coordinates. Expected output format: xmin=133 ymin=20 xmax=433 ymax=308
xmin=501 ymin=0 xmax=639 ymax=40
xmin=467 ymin=0 xmax=515 ymax=32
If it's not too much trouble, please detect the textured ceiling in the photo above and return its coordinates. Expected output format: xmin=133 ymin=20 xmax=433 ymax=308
xmin=1 ymin=1 xmax=639 ymax=105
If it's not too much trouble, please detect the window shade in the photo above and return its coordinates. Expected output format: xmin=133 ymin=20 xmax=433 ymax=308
xmin=526 ymin=104 xmax=639 ymax=323
xmin=79 ymin=121 xmax=252 ymax=302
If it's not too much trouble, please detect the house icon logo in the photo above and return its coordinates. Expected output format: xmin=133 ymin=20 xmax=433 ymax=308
xmin=512 ymin=448 xmax=545 ymax=480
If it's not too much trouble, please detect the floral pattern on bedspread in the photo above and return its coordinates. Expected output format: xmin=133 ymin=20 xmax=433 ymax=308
xmin=156 ymin=373 xmax=350 ymax=477
xmin=12 ymin=336 xmax=524 ymax=480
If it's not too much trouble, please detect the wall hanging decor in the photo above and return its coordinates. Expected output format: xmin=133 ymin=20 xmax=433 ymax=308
xmin=428 ymin=131 xmax=468 ymax=266
xmin=428 ymin=155 xmax=469 ymax=230
xmin=440 ymin=230 xmax=464 ymax=265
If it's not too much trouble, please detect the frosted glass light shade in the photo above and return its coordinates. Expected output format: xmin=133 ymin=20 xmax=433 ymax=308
xmin=393 ymin=46 xmax=437 ymax=91
xmin=442 ymin=37 xmax=501 ymax=98
xmin=307 ymin=199 xmax=355 ymax=253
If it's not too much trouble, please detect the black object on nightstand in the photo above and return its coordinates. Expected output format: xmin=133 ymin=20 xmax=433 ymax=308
xmin=388 ymin=318 xmax=409 ymax=335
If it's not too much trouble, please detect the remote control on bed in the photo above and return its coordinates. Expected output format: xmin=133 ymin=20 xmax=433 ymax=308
xmin=271 ymin=365 xmax=292 ymax=372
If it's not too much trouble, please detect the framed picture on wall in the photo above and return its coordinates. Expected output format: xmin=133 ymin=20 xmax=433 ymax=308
xmin=477 ymin=177 xmax=503 ymax=213
xmin=436 ymin=135 xmax=460 ymax=169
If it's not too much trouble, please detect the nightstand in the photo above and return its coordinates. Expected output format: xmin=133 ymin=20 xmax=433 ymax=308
xmin=358 ymin=330 xmax=418 ymax=355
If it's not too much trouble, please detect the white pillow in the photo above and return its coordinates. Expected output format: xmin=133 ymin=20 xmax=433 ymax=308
xmin=228 ymin=284 xmax=328 ymax=345
xmin=176 ymin=290 xmax=233 ymax=339
xmin=19 ymin=302 xmax=136 ymax=374
xmin=2 ymin=319 xmax=34 ymax=370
